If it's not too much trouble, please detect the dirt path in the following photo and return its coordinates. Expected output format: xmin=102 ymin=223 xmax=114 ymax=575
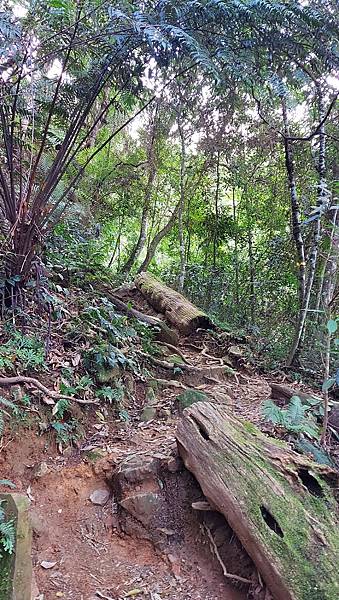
xmin=0 ymin=289 xmax=276 ymax=600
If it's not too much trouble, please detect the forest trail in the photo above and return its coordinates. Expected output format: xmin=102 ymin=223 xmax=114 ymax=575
xmin=1 ymin=286 xmax=275 ymax=600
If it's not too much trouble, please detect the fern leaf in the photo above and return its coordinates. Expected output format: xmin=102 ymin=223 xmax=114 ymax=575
xmin=0 ymin=520 xmax=15 ymax=554
xmin=286 ymin=396 xmax=306 ymax=426
xmin=262 ymin=399 xmax=286 ymax=426
xmin=0 ymin=396 xmax=16 ymax=410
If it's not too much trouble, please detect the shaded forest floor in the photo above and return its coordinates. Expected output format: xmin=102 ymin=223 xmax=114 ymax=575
xmin=0 ymin=284 xmax=336 ymax=600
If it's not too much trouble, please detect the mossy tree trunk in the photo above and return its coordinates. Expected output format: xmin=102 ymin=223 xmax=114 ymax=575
xmin=135 ymin=272 xmax=213 ymax=334
xmin=176 ymin=402 xmax=339 ymax=600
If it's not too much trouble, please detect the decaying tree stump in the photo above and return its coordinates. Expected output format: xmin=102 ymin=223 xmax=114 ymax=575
xmin=176 ymin=402 xmax=339 ymax=600
xmin=135 ymin=272 xmax=213 ymax=334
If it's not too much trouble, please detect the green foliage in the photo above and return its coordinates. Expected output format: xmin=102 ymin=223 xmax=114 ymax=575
xmin=0 ymin=396 xmax=17 ymax=438
xmin=262 ymin=396 xmax=320 ymax=438
xmin=52 ymin=399 xmax=70 ymax=419
xmin=0 ymin=501 xmax=15 ymax=558
xmin=59 ymin=375 xmax=93 ymax=397
xmin=97 ymin=385 xmax=124 ymax=404
xmin=294 ymin=439 xmax=335 ymax=467
xmin=51 ymin=419 xmax=80 ymax=446
xmin=0 ymin=330 xmax=45 ymax=372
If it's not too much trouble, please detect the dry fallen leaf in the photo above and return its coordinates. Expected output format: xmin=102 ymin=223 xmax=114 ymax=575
xmin=26 ymin=485 xmax=35 ymax=502
xmin=40 ymin=561 xmax=57 ymax=569
xmin=71 ymin=353 xmax=81 ymax=367
xmin=124 ymin=591 xmax=142 ymax=598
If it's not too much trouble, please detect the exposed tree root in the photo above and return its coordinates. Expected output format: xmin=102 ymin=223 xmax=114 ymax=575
xmin=156 ymin=341 xmax=190 ymax=363
xmin=0 ymin=376 xmax=98 ymax=405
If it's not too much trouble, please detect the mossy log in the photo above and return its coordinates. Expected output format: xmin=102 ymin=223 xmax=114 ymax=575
xmin=176 ymin=402 xmax=339 ymax=600
xmin=135 ymin=272 xmax=213 ymax=334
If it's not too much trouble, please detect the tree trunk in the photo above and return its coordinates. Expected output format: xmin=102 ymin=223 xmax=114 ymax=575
xmin=120 ymin=105 xmax=159 ymax=275
xmin=282 ymin=98 xmax=306 ymax=307
xmin=287 ymin=85 xmax=327 ymax=365
xmin=232 ymin=186 xmax=240 ymax=306
xmin=177 ymin=121 xmax=186 ymax=292
xmin=99 ymin=286 xmax=179 ymax=346
xmin=177 ymin=401 xmax=339 ymax=600
xmin=248 ymin=225 xmax=255 ymax=325
xmin=137 ymin=202 xmax=180 ymax=273
xmin=135 ymin=271 xmax=213 ymax=334
xmin=212 ymin=151 xmax=220 ymax=269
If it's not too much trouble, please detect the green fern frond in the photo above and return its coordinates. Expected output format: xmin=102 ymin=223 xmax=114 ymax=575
xmin=0 ymin=411 xmax=4 ymax=437
xmin=0 ymin=396 xmax=16 ymax=410
xmin=0 ymin=520 xmax=15 ymax=555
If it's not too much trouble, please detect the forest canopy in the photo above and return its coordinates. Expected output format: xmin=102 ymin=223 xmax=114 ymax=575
xmin=0 ymin=0 xmax=338 ymax=371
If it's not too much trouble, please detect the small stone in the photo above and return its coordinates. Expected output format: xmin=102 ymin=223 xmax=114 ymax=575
xmin=146 ymin=386 xmax=157 ymax=405
xmin=40 ymin=560 xmax=57 ymax=569
xmin=89 ymin=488 xmax=110 ymax=506
xmin=34 ymin=462 xmax=49 ymax=478
xmin=158 ymin=408 xmax=171 ymax=419
xmin=120 ymin=492 xmax=161 ymax=527
xmin=97 ymin=366 xmax=120 ymax=383
xmin=140 ymin=406 xmax=157 ymax=422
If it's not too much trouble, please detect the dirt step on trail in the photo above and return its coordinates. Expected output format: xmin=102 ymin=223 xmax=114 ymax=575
xmin=0 ymin=286 xmax=276 ymax=600
xmin=0 ymin=427 xmax=248 ymax=600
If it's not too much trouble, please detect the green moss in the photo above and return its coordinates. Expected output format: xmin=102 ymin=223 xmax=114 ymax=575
xmin=243 ymin=421 xmax=258 ymax=434
xmin=212 ymin=416 xmax=339 ymax=600
xmin=177 ymin=389 xmax=208 ymax=409
xmin=0 ymin=553 xmax=12 ymax=600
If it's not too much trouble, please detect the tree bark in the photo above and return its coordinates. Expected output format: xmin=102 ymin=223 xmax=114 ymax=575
xmin=177 ymin=401 xmax=339 ymax=600
xmin=282 ymin=98 xmax=306 ymax=307
xmin=287 ymin=85 xmax=327 ymax=365
xmin=232 ymin=186 xmax=240 ymax=306
xmin=137 ymin=202 xmax=180 ymax=273
xmin=212 ymin=151 xmax=220 ymax=269
xmin=177 ymin=121 xmax=186 ymax=292
xmin=135 ymin=271 xmax=213 ymax=334
xmin=120 ymin=104 xmax=159 ymax=275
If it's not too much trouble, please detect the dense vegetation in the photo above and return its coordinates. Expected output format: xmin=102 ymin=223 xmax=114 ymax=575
xmin=0 ymin=2 xmax=338 ymax=590
xmin=0 ymin=1 xmax=338 ymax=417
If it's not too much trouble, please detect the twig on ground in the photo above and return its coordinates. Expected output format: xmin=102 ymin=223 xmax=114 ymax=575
xmin=202 ymin=524 xmax=252 ymax=585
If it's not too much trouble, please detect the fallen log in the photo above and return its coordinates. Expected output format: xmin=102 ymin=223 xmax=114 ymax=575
xmin=100 ymin=288 xmax=179 ymax=346
xmin=270 ymin=382 xmax=320 ymax=404
xmin=176 ymin=401 xmax=339 ymax=600
xmin=135 ymin=272 xmax=213 ymax=334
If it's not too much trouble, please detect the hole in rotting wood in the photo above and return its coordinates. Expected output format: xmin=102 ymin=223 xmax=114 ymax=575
xmin=297 ymin=468 xmax=324 ymax=498
xmin=260 ymin=506 xmax=284 ymax=537
xmin=192 ymin=416 xmax=210 ymax=440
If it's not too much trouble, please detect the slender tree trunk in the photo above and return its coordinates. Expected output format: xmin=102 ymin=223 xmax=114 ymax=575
xmin=319 ymin=162 xmax=339 ymax=308
xmin=212 ymin=151 xmax=220 ymax=269
xmin=137 ymin=202 xmax=180 ymax=273
xmin=287 ymin=86 xmax=327 ymax=365
xmin=177 ymin=121 xmax=186 ymax=292
xmin=248 ymin=225 xmax=255 ymax=325
xmin=232 ymin=186 xmax=240 ymax=306
xmin=108 ymin=213 xmax=123 ymax=268
xmin=120 ymin=105 xmax=159 ymax=275
xmin=314 ymin=207 xmax=338 ymax=317
xmin=282 ymin=98 xmax=306 ymax=308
